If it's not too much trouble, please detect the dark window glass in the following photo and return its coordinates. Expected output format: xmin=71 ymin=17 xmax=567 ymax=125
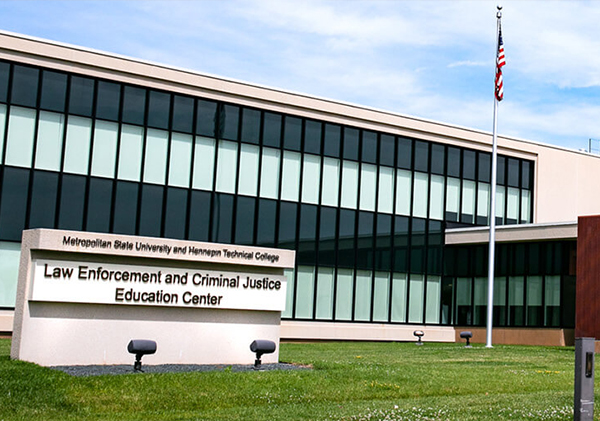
xmin=172 ymin=95 xmax=194 ymax=134
xmin=147 ymin=90 xmax=170 ymax=130
xmin=514 ymin=243 xmax=526 ymax=274
xmin=394 ymin=216 xmax=409 ymax=273
xmin=86 ymin=178 xmax=113 ymax=233
xmin=122 ymin=86 xmax=146 ymax=125
xmin=188 ymin=190 xmax=211 ymax=241
xmin=196 ymin=99 xmax=217 ymax=138
xmin=29 ymin=171 xmax=58 ymax=229
xmin=427 ymin=220 xmax=443 ymax=275
xmin=478 ymin=152 xmax=491 ymax=182
xmin=379 ymin=134 xmax=395 ymax=167
xmin=343 ymin=127 xmax=359 ymax=161
xmin=96 ymin=81 xmax=121 ymax=121
xmin=58 ymin=175 xmax=86 ymax=231
xmin=414 ymin=141 xmax=429 ymax=173
xmin=234 ymin=196 xmax=255 ymax=245
xmin=263 ymin=112 xmax=282 ymax=148
xmin=256 ymin=199 xmax=277 ymax=247
xmin=68 ymin=76 xmax=94 ymax=117
xmin=375 ymin=214 xmax=392 ymax=271
xmin=304 ymin=120 xmax=321 ymax=155
xmin=562 ymin=275 xmax=576 ymax=328
xmin=40 ymin=71 xmax=67 ymax=112
xmin=283 ymin=116 xmax=302 ymax=151
xmin=0 ymin=62 xmax=9 ymax=102
xmin=212 ymin=193 xmax=233 ymax=243
xmin=361 ymin=131 xmax=377 ymax=164
xmin=522 ymin=160 xmax=532 ymax=190
xmin=357 ymin=212 xmax=374 ymax=270
xmin=496 ymin=243 xmax=509 ymax=277
xmin=298 ymin=204 xmax=317 ymax=265
xmin=462 ymin=150 xmax=476 ymax=180
xmin=218 ymin=104 xmax=239 ymax=141
xmin=319 ymin=207 xmax=337 ymax=266
xmin=411 ymin=218 xmax=427 ymax=273
xmin=138 ymin=184 xmax=163 ymax=237
xmin=497 ymin=156 xmax=506 ymax=185
xmin=397 ymin=137 xmax=412 ymax=170
xmin=323 ymin=123 xmax=341 ymax=158
xmin=473 ymin=244 xmax=487 ymax=277
xmin=447 ymin=147 xmax=461 ymax=177
xmin=164 ymin=187 xmax=187 ymax=240
xmin=338 ymin=209 xmax=356 ymax=268
xmin=0 ymin=167 xmax=29 ymax=241
xmin=441 ymin=277 xmax=454 ymax=325
xmin=112 ymin=181 xmax=138 ymax=235
xmin=529 ymin=243 xmax=541 ymax=275
xmin=278 ymin=201 xmax=297 ymax=249
xmin=240 ymin=108 xmax=261 ymax=144
xmin=431 ymin=144 xmax=445 ymax=175
xmin=507 ymin=158 xmax=520 ymax=187
xmin=11 ymin=65 xmax=39 ymax=107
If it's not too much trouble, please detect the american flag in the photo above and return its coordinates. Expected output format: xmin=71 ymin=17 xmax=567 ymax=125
xmin=495 ymin=25 xmax=505 ymax=101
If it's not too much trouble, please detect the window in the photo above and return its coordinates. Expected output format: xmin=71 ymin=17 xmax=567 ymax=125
xmin=215 ymin=140 xmax=238 ymax=193
xmin=377 ymin=167 xmax=394 ymax=214
xmin=391 ymin=273 xmax=407 ymax=322
xmin=408 ymin=274 xmax=424 ymax=323
xmin=259 ymin=148 xmax=280 ymax=199
xmin=11 ymin=65 xmax=38 ymax=107
xmin=122 ymin=86 xmax=146 ymax=126
xmin=0 ymin=242 xmax=21 ymax=307
xmin=68 ymin=76 xmax=94 ymax=117
xmin=315 ymin=267 xmax=334 ymax=320
xmin=429 ymin=175 xmax=444 ymax=220
xmin=90 ymin=120 xmax=119 ymax=178
xmin=301 ymin=154 xmax=321 ymax=204
xmin=63 ymin=116 xmax=92 ymax=175
xmin=147 ymin=90 xmax=170 ymax=130
xmin=5 ymin=106 xmax=36 ymax=167
xmin=40 ymin=71 xmax=67 ymax=112
xmin=359 ymin=163 xmax=376 ymax=211
xmin=138 ymin=184 xmax=163 ymax=237
xmin=373 ymin=272 xmax=390 ymax=322
xmin=321 ymin=157 xmax=340 ymax=207
xmin=354 ymin=270 xmax=372 ymax=321
xmin=172 ymin=95 xmax=194 ymax=133
xmin=57 ymin=174 xmax=86 ymax=230
xmin=34 ymin=111 xmax=64 ymax=171
xmin=240 ymin=108 xmax=260 ymax=144
xmin=340 ymin=160 xmax=359 ymax=209
xmin=413 ymin=172 xmax=428 ymax=218
xmin=117 ymin=124 xmax=144 ymax=181
xmin=143 ymin=128 xmax=168 ymax=184
xmin=395 ymin=169 xmax=412 ymax=216
xmin=295 ymin=266 xmax=315 ymax=318
xmin=237 ymin=143 xmax=260 ymax=196
xmin=191 ymin=137 xmax=215 ymax=190
xmin=280 ymin=151 xmax=301 ymax=202
xmin=335 ymin=269 xmax=354 ymax=321
xmin=168 ymin=132 xmax=193 ymax=188
xmin=96 ymin=81 xmax=121 ymax=121
xmin=29 ymin=171 xmax=58 ymax=229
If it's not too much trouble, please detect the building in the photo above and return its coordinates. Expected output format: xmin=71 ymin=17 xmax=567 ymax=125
xmin=0 ymin=31 xmax=598 ymax=345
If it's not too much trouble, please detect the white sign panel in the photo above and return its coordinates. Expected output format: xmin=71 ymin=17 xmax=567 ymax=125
xmin=30 ymin=259 xmax=287 ymax=311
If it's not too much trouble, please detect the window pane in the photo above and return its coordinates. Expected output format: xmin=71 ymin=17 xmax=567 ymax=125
xmin=408 ymin=274 xmax=424 ymax=323
xmin=425 ymin=275 xmax=441 ymax=323
xmin=478 ymin=152 xmax=491 ymax=182
xmin=429 ymin=174 xmax=444 ymax=220
xmin=413 ymin=172 xmax=428 ymax=218
xmin=138 ymin=184 xmax=163 ymax=237
xmin=395 ymin=169 xmax=412 ymax=216
xmin=282 ymin=268 xmax=295 ymax=318
xmin=147 ymin=90 xmax=170 ymax=130
xmin=493 ymin=276 xmax=507 ymax=326
xmin=218 ymin=104 xmax=239 ymax=141
xmin=496 ymin=185 xmax=506 ymax=224
xmin=359 ymin=163 xmax=376 ymax=211
xmin=391 ymin=273 xmax=407 ymax=322
xmin=278 ymin=201 xmax=297 ymax=249
xmin=340 ymin=160 xmax=358 ymax=209
xmin=283 ymin=116 xmax=301 ymax=151
xmin=143 ymin=128 xmax=168 ymax=184
xmin=361 ymin=131 xmax=377 ymax=164
xmin=298 ymin=204 xmax=317 ymax=264
xmin=0 ymin=242 xmax=21 ymax=307
xmin=240 ymin=108 xmax=260 ymax=144
xmin=192 ymin=136 xmax=215 ymax=190
xmin=431 ymin=144 xmax=445 ymax=175
xmin=295 ymin=266 xmax=315 ymax=319
xmin=96 ymin=81 xmax=121 ymax=121
xmin=280 ymin=151 xmax=301 ymax=202
xmin=477 ymin=183 xmax=490 ymax=225
xmin=188 ymin=190 xmax=211 ymax=241
xmin=259 ymin=148 xmax=280 ymax=199
xmin=34 ymin=111 xmax=64 ymax=171
xmin=29 ymin=171 xmax=58 ymax=229
xmin=522 ymin=160 xmax=532 ymax=190
xmin=0 ymin=168 xmax=29 ymax=241
xmin=473 ymin=277 xmax=487 ymax=325
xmin=319 ymin=207 xmax=337 ymax=266
xmin=172 ymin=95 xmax=194 ymax=133
xmin=447 ymin=147 xmax=460 ymax=177
xmin=461 ymin=180 xmax=476 ymax=224
xmin=256 ymin=199 xmax=277 ymax=247
xmin=446 ymin=177 xmax=460 ymax=221
xmin=164 ymin=187 xmax=187 ymax=240
xmin=527 ymin=276 xmax=543 ymax=326
xmin=507 ymin=158 xmax=520 ymax=187
xmin=168 ymin=132 xmax=193 ymax=188
xmin=304 ymin=120 xmax=321 ymax=155
xmin=117 ymin=124 xmax=144 ymax=181
xmin=237 ymin=143 xmax=259 ymax=196
xmin=234 ymin=196 xmax=255 ymax=245
xmin=354 ymin=270 xmax=372 ymax=321
xmin=58 ymin=174 xmax=86 ymax=230
xmin=69 ymin=76 xmax=94 ymax=117
xmin=323 ymin=123 xmax=341 ymax=158
xmin=414 ymin=141 xmax=429 ymax=172
xmin=521 ymin=190 xmax=531 ymax=223
xmin=263 ymin=112 xmax=282 ymax=148
xmin=373 ymin=272 xmax=390 ymax=322
xmin=335 ymin=268 xmax=354 ymax=321
xmin=0 ymin=104 xmax=6 ymax=160
xmin=112 ymin=181 xmax=138 ymax=235
xmin=40 ymin=70 xmax=67 ymax=112
xmin=545 ymin=275 xmax=561 ymax=327
xmin=397 ymin=137 xmax=412 ymax=169
xmin=455 ymin=277 xmax=472 ymax=325
xmin=0 ymin=62 xmax=9 ymax=103
xmin=86 ymin=177 xmax=113 ymax=233
xmin=343 ymin=127 xmax=359 ymax=160
xmin=315 ymin=267 xmax=334 ymax=320
xmin=212 ymin=193 xmax=233 ymax=243
xmin=462 ymin=150 xmax=476 ymax=180
xmin=91 ymin=120 xmax=118 ymax=178
xmin=122 ymin=85 xmax=146 ymax=125
xmin=377 ymin=166 xmax=394 ymax=214
xmin=11 ymin=65 xmax=38 ymax=107
xmin=301 ymin=154 xmax=321 ymax=204
xmin=357 ymin=212 xmax=374 ymax=270
xmin=196 ymin=99 xmax=217 ymax=138
xmin=507 ymin=187 xmax=519 ymax=223
xmin=215 ymin=140 xmax=238 ymax=193
xmin=379 ymin=134 xmax=395 ymax=167
xmin=63 ymin=116 xmax=92 ymax=175
xmin=509 ymin=276 xmax=524 ymax=326
xmin=321 ymin=157 xmax=340 ymax=207
xmin=5 ymin=106 xmax=36 ymax=167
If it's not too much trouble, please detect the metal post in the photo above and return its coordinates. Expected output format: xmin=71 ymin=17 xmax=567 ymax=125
xmin=574 ymin=338 xmax=595 ymax=421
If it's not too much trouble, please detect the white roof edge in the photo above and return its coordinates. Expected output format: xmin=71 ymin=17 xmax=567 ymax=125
xmin=446 ymin=221 xmax=578 ymax=234
xmin=0 ymin=30 xmax=596 ymax=159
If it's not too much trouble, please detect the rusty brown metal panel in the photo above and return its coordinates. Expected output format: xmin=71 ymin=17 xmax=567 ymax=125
xmin=576 ymin=215 xmax=600 ymax=338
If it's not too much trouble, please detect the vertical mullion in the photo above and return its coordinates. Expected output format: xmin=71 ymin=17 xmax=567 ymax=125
xmin=24 ymin=69 xmax=44 ymax=230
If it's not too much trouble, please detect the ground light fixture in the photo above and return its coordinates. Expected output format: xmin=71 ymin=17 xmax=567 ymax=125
xmin=460 ymin=331 xmax=473 ymax=348
xmin=127 ymin=339 xmax=157 ymax=372
xmin=413 ymin=330 xmax=424 ymax=346
xmin=250 ymin=339 xmax=276 ymax=370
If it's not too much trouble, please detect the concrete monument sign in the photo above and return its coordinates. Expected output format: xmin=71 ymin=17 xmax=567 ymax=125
xmin=11 ymin=229 xmax=295 ymax=366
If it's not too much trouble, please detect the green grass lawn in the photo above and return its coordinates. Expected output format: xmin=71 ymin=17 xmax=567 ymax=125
xmin=0 ymin=338 xmax=584 ymax=420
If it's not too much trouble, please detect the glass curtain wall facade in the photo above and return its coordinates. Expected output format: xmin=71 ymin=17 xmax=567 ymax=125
xmin=445 ymin=241 xmax=576 ymax=328
xmin=0 ymin=60 xmax=535 ymax=327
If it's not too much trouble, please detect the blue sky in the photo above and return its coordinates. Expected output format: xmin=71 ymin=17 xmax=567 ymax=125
xmin=0 ymin=0 xmax=599 ymax=151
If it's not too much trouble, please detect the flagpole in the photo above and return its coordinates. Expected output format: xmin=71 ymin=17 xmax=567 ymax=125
xmin=486 ymin=5 xmax=503 ymax=349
